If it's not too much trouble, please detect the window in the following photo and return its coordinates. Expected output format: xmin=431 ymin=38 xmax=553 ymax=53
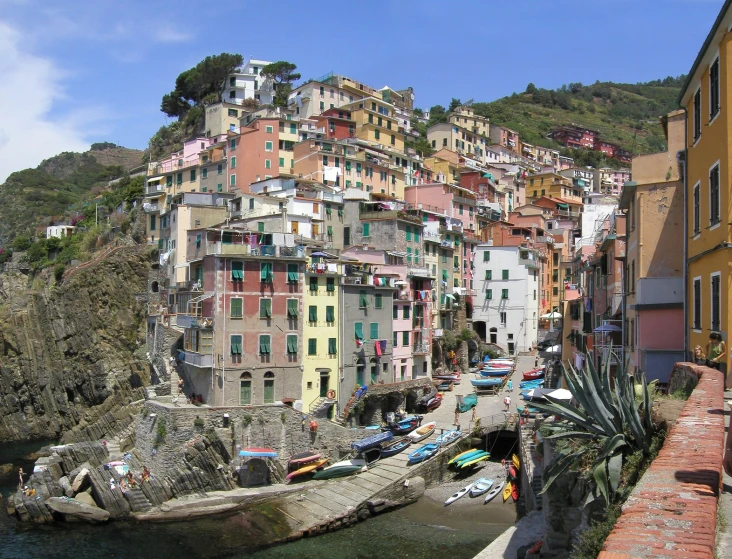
xmin=391 ymin=134 xmax=395 ymax=145
xmin=328 ymin=338 xmax=337 ymax=355
xmin=486 ymin=289 xmax=493 ymax=300
xmin=149 ymin=215 xmax=156 ymax=231
xmin=265 ymin=141 xmax=273 ymax=151
xmin=393 ymin=331 xmax=398 ymax=347
xmin=230 ymin=335 xmax=243 ymax=355
xmin=231 ymin=261 xmax=243 ymax=281
xmin=308 ymin=305 xmax=317 ymax=322
xmin=287 ymin=299 xmax=298 ymax=319
xmin=230 ymin=297 xmax=243 ymax=318
xmin=693 ymin=277 xmax=702 ymax=330
xmin=217 ymin=164 xmax=223 ymax=175
xmin=257 ymin=222 xmax=265 ymax=233
xmin=711 ymin=273 xmax=721 ymax=331
xmin=500 ymin=312 xmax=507 ymax=325
xmin=693 ymin=88 xmax=702 ymax=141
xmin=374 ymin=129 xmax=380 ymax=140
xmin=402 ymin=331 xmax=409 ymax=346
xmin=308 ymin=338 xmax=317 ymax=356
xmin=166 ymin=175 xmax=172 ymax=186
xmin=363 ymin=223 xmax=370 ymax=237
xmin=359 ymin=290 xmax=369 ymax=308
xmin=355 ymin=322 xmax=363 ymax=340
xmin=326 ymin=277 xmax=335 ymax=292
xmin=710 ymin=164 xmax=720 ymax=225
xmin=375 ymin=293 xmax=383 ymax=309
xmin=265 ymin=125 xmax=273 ymax=133
xmin=483 ymin=251 xmax=490 ymax=262
xmin=502 ymin=270 xmax=509 ymax=280
xmin=286 ymin=335 xmax=298 ymax=355
xmin=326 ymin=305 xmax=335 ymax=323
xmin=265 ymin=159 xmax=271 ymax=169
xmin=710 ymin=57 xmax=720 ymax=121
xmin=202 ymin=168 xmax=208 ymax=179
xmin=229 ymin=138 xmax=236 ymax=150
xmin=405 ymin=225 xmax=412 ymax=241
xmin=230 ymin=156 xmax=236 ymax=169
xmin=502 ymin=289 xmax=508 ymax=299
xmin=687 ymin=181 xmax=699 ymax=237
xmin=230 ymin=174 xmax=236 ymax=186
xmin=260 ymin=298 xmax=272 ymax=318
xmin=485 ymin=270 xmax=492 ymax=280
xmin=260 ymin=262 xmax=273 ymax=282
xmin=259 ymin=335 xmax=271 ymax=355
xmin=370 ymin=323 xmax=379 ymax=339
xmin=287 ymin=263 xmax=299 ymax=283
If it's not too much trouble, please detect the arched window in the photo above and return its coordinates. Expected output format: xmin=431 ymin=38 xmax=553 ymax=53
xmin=239 ymin=372 xmax=252 ymax=405
xmin=356 ymin=358 xmax=365 ymax=387
xmin=370 ymin=357 xmax=378 ymax=384
xmin=151 ymin=281 xmax=159 ymax=293
xmin=263 ymin=371 xmax=275 ymax=404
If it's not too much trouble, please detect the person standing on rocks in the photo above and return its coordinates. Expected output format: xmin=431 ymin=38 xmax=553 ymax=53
xmin=18 ymin=468 xmax=24 ymax=491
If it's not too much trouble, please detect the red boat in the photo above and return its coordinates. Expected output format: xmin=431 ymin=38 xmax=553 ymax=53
xmin=508 ymin=464 xmax=518 ymax=480
xmin=511 ymin=482 xmax=519 ymax=502
xmin=522 ymin=368 xmax=545 ymax=381
xmin=425 ymin=393 xmax=443 ymax=412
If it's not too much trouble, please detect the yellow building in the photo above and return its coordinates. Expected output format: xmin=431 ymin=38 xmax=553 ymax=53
xmin=449 ymin=105 xmax=490 ymax=137
xmin=679 ymin=0 xmax=732 ymax=380
xmin=526 ymin=172 xmax=582 ymax=203
xmin=344 ymin=97 xmax=405 ymax=152
xmin=302 ymin=262 xmax=341 ymax=413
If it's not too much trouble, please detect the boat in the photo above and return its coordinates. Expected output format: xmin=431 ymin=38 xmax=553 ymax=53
xmin=288 ymin=451 xmax=322 ymax=467
xmin=469 ymin=478 xmax=494 ymax=497
xmin=422 ymin=393 xmax=443 ymax=412
xmin=385 ymin=415 xmax=423 ymax=435
xmin=485 ymin=481 xmax=505 ymax=504
xmin=519 ymin=379 xmax=544 ymax=389
xmin=448 ymin=448 xmax=478 ymax=465
xmin=511 ymin=483 xmax=519 ymax=502
xmin=312 ymin=458 xmax=367 ymax=480
xmin=512 ymin=454 xmax=520 ymax=470
xmin=380 ymin=437 xmax=412 ymax=458
xmin=480 ymin=369 xmax=511 ymax=378
xmin=508 ymin=464 xmax=518 ymax=480
xmin=437 ymin=381 xmax=453 ymax=391
xmin=450 ymin=450 xmax=484 ymax=467
xmin=360 ymin=447 xmax=382 ymax=465
xmin=286 ymin=458 xmax=329 ymax=480
xmin=523 ymin=369 xmax=545 ymax=381
xmin=503 ymin=481 xmax=513 ymax=502
xmin=471 ymin=378 xmax=503 ymax=388
xmin=433 ymin=373 xmax=460 ymax=381
xmin=435 ymin=428 xmax=462 ymax=447
xmin=459 ymin=451 xmax=490 ymax=468
xmin=445 ymin=482 xmax=475 ymax=506
xmin=351 ymin=431 xmax=393 ymax=453
xmin=407 ymin=443 xmax=440 ymax=464
xmin=408 ymin=421 xmax=436 ymax=442
xmin=239 ymin=448 xmax=278 ymax=458
xmin=484 ymin=356 xmax=515 ymax=363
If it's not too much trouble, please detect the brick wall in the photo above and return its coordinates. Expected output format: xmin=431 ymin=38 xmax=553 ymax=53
xmin=598 ymin=362 xmax=724 ymax=559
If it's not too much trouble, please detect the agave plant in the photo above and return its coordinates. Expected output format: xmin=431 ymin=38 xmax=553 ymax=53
xmin=532 ymin=350 xmax=654 ymax=505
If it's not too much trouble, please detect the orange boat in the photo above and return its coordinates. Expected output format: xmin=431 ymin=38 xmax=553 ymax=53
xmin=285 ymin=458 xmax=329 ymax=481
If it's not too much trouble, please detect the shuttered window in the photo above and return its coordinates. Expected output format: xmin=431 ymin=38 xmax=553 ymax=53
xmin=286 ymin=335 xmax=297 ymax=354
xmin=230 ymin=335 xmax=242 ymax=355
xmin=326 ymin=306 xmax=335 ymax=323
xmin=287 ymin=299 xmax=298 ymax=318
xmin=230 ymin=298 xmax=243 ymax=318
xmin=308 ymin=306 xmax=317 ymax=322
xmin=260 ymin=298 xmax=272 ymax=318
xmin=259 ymin=335 xmax=271 ymax=354
xmin=711 ymin=274 xmax=721 ymax=331
xmin=693 ymin=278 xmax=701 ymax=330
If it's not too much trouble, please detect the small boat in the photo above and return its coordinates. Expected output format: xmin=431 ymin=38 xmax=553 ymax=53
xmin=469 ymin=478 xmax=494 ymax=497
xmin=364 ymin=425 xmax=381 ymax=430
xmin=485 ymin=481 xmax=505 ymax=504
xmin=433 ymin=374 xmax=460 ymax=382
xmin=380 ymin=437 xmax=412 ymax=458
xmin=512 ymin=454 xmax=520 ymax=470
xmin=286 ymin=458 xmax=329 ymax=480
xmin=435 ymin=428 xmax=462 ymax=447
xmin=407 ymin=443 xmax=439 ymax=464
xmin=312 ymin=458 xmax=367 ymax=480
xmin=523 ymin=369 xmax=545 ymax=381
xmin=471 ymin=378 xmax=503 ymax=388
xmin=448 ymin=448 xmax=478 ymax=465
xmin=451 ymin=450 xmax=484 ymax=467
xmin=480 ymin=369 xmax=511 ymax=378
xmin=437 ymin=381 xmax=453 ymax=391
xmin=484 ymin=356 xmax=515 ymax=363
xmin=519 ymin=379 xmax=544 ymax=389
xmin=360 ymin=447 xmax=382 ymax=465
xmin=460 ymin=451 xmax=490 ymax=468
xmin=511 ymin=483 xmax=519 ymax=502
xmin=239 ymin=448 xmax=278 ymax=458
xmin=508 ymin=464 xmax=518 ymax=480
xmin=408 ymin=421 xmax=436 ymax=442
xmin=503 ymin=481 xmax=513 ymax=502
xmin=351 ymin=431 xmax=393 ymax=453
xmin=421 ymin=393 xmax=443 ymax=412
xmin=288 ymin=452 xmax=322 ymax=467
xmin=385 ymin=415 xmax=423 ymax=435
xmin=445 ymin=482 xmax=475 ymax=506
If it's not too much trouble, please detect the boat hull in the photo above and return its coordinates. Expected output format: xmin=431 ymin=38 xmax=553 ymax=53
xmin=445 ymin=483 xmax=473 ymax=506
xmin=286 ymin=459 xmax=329 ymax=480
xmin=408 ymin=421 xmax=436 ymax=442
xmin=435 ymin=429 xmax=462 ymax=446
xmin=380 ymin=437 xmax=412 ymax=458
xmin=459 ymin=452 xmax=490 ymax=468
xmin=485 ymin=481 xmax=505 ymax=504
xmin=469 ymin=478 xmax=493 ymax=497
xmin=407 ymin=444 xmax=439 ymax=464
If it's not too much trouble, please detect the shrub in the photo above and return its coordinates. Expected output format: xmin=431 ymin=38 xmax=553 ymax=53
xmin=54 ymin=264 xmax=65 ymax=282
xmin=155 ymin=418 xmax=167 ymax=445
xmin=193 ymin=416 xmax=204 ymax=427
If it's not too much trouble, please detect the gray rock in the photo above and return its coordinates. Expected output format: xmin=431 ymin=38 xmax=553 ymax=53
xmin=45 ymin=497 xmax=110 ymax=523
xmin=58 ymin=476 xmax=73 ymax=498
xmin=73 ymin=492 xmax=96 ymax=506
xmin=71 ymin=468 xmax=90 ymax=493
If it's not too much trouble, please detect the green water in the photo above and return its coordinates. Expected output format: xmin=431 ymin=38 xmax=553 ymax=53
xmin=0 ymin=441 xmax=516 ymax=559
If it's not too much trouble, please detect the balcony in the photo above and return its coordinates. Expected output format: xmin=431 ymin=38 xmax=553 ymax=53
xmin=536 ymin=235 xmax=554 ymax=244
xmin=176 ymin=314 xmax=213 ymax=329
xmin=188 ymin=243 xmax=305 ymax=261
xmin=145 ymin=184 xmax=166 ymax=196
xmin=182 ymin=351 xmax=213 ymax=368
xmin=413 ymin=342 xmax=430 ymax=355
xmin=440 ymin=240 xmax=453 ymax=248
xmin=143 ymin=202 xmax=160 ymax=213
xmin=407 ymin=259 xmax=433 ymax=278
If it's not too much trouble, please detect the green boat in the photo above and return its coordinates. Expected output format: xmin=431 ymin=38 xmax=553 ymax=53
xmin=312 ymin=458 xmax=367 ymax=480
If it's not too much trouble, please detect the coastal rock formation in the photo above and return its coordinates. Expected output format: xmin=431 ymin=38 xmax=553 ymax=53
xmin=0 ymin=246 xmax=152 ymax=443
xmin=45 ymin=496 xmax=110 ymax=523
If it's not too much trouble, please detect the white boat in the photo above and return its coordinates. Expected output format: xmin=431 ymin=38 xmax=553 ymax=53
xmin=445 ymin=482 xmax=475 ymax=506
xmin=469 ymin=478 xmax=494 ymax=497
xmin=408 ymin=421 xmax=436 ymax=442
xmin=484 ymin=480 xmax=506 ymax=504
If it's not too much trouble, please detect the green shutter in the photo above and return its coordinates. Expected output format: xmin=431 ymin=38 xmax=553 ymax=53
xmin=308 ymin=338 xmax=317 ymax=355
xmin=231 ymin=335 xmax=242 ymax=354
xmin=258 ymin=222 xmax=265 ymax=233
xmin=287 ymin=335 xmax=297 ymax=354
xmin=326 ymin=206 xmax=332 ymax=216
xmin=231 ymin=261 xmax=243 ymax=280
xmin=442 ymin=269 xmax=448 ymax=281
xmin=196 ymin=233 xmax=201 ymax=248
xmin=363 ymin=223 xmax=370 ymax=237
xmin=486 ymin=289 xmax=493 ymax=300
xmin=287 ymin=263 xmax=299 ymax=282
xmin=485 ymin=270 xmax=492 ymax=280
xmin=326 ymin=306 xmax=335 ymax=322
xmin=260 ymin=262 xmax=273 ymax=282
xmin=375 ymin=294 xmax=382 ymax=308
xmin=502 ymin=270 xmax=509 ymax=280
xmin=354 ymin=322 xmax=363 ymax=340
xmin=259 ymin=335 xmax=271 ymax=354
xmin=310 ymin=277 xmax=319 ymax=291
xmin=402 ymin=331 xmax=409 ymax=346
xmin=326 ymin=277 xmax=335 ymax=292
xmin=309 ymin=305 xmax=317 ymax=322
xmin=338 ymin=208 xmax=343 ymax=217
xmin=260 ymin=298 xmax=272 ymax=318
xmin=483 ymin=251 xmax=490 ymax=262
xmin=287 ymin=299 xmax=299 ymax=318
xmin=414 ymin=229 xmax=420 ymax=243
xmin=328 ymin=338 xmax=337 ymax=354
xmin=406 ymin=225 xmax=412 ymax=241
xmin=327 ymin=225 xmax=333 ymax=236
xmin=359 ymin=291 xmax=368 ymax=307
xmin=230 ymin=298 xmax=243 ymax=318
xmin=370 ymin=322 xmax=379 ymax=339
xmin=502 ymin=289 xmax=508 ymax=299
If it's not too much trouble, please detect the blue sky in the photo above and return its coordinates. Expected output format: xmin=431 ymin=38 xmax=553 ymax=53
xmin=0 ymin=0 xmax=723 ymax=181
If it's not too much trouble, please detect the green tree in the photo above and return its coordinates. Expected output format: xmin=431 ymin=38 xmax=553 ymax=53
xmin=261 ymin=61 xmax=301 ymax=107
xmin=427 ymin=105 xmax=447 ymax=126
xmin=448 ymin=97 xmax=462 ymax=112
xmin=160 ymin=53 xmax=244 ymax=118
xmin=526 ymin=83 xmax=537 ymax=94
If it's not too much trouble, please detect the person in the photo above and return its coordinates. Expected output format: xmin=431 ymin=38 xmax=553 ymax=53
xmin=503 ymin=395 xmax=511 ymax=412
xmin=693 ymin=345 xmax=706 ymax=365
xmin=177 ymin=377 xmax=184 ymax=395
xmin=534 ymin=357 xmax=539 ymax=368
xmin=18 ymin=467 xmax=24 ymax=491
xmin=706 ymin=332 xmax=726 ymax=371
xmin=507 ymin=379 xmax=513 ymax=392
xmin=142 ymin=466 xmax=151 ymax=482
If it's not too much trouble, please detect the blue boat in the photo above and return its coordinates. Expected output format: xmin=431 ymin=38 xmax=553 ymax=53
xmin=519 ymin=379 xmax=544 ymax=389
xmin=351 ymin=431 xmax=393 ymax=453
xmin=480 ymin=369 xmax=511 ymax=377
xmin=435 ymin=428 xmax=462 ymax=447
xmin=380 ymin=437 xmax=412 ymax=458
xmin=239 ymin=448 xmax=278 ymax=458
xmin=472 ymin=378 xmax=503 ymax=388
xmin=408 ymin=443 xmax=440 ymax=464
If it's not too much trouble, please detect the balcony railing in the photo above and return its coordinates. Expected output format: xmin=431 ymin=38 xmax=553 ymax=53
xmin=188 ymin=243 xmax=305 ymax=261
xmin=176 ymin=315 xmax=213 ymax=329
xmin=182 ymin=351 xmax=213 ymax=368
xmin=413 ymin=342 xmax=430 ymax=355
xmin=145 ymin=184 xmax=165 ymax=196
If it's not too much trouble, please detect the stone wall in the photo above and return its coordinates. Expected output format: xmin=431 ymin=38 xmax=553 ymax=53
xmin=599 ymin=362 xmax=724 ymax=559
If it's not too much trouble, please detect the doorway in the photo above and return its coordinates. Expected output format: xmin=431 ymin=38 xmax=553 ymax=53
xmin=240 ymin=372 xmax=252 ymax=405
xmin=489 ymin=327 xmax=498 ymax=344
xmin=263 ymin=372 xmax=275 ymax=404
xmin=508 ymin=342 xmax=515 ymax=355
xmin=319 ymin=372 xmax=330 ymax=398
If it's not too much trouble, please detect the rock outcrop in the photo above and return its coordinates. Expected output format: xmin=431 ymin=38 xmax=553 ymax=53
xmin=0 ymin=246 xmax=152 ymax=443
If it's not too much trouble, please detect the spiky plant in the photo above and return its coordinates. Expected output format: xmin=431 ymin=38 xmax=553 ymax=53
xmin=533 ymin=350 xmax=654 ymax=505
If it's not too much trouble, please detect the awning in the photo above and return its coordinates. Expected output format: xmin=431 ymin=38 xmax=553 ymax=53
xmin=446 ymin=294 xmax=455 ymax=300
xmin=556 ymin=203 xmax=569 ymax=210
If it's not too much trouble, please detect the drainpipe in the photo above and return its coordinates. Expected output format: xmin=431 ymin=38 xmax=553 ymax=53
xmin=679 ymin=108 xmax=689 ymax=361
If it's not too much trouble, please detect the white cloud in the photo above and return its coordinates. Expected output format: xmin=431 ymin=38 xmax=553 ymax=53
xmin=155 ymin=25 xmax=194 ymax=44
xmin=0 ymin=22 xmax=91 ymax=182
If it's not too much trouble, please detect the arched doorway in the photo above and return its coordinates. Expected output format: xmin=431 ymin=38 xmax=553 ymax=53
xmin=473 ymin=321 xmax=487 ymax=342
xmin=356 ymin=358 xmax=365 ymax=387
xmin=489 ymin=327 xmax=498 ymax=344
xmin=319 ymin=370 xmax=330 ymax=398
xmin=239 ymin=372 xmax=252 ymax=405
xmin=263 ymin=371 xmax=275 ymax=404
xmin=151 ymin=281 xmax=159 ymax=293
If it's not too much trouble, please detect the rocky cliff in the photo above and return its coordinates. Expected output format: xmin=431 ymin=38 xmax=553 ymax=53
xmin=0 ymin=245 xmax=153 ymax=443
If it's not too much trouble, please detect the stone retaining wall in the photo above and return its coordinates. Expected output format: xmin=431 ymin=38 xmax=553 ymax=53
xmin=598 ymin=362 xmax=724 ymax=559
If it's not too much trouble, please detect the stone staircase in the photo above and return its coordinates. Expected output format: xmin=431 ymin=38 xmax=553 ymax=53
xmin=519 ymin=420 xmax=544 ymax=511
xmin=310 ymin=397 xmax=336 ymax=418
